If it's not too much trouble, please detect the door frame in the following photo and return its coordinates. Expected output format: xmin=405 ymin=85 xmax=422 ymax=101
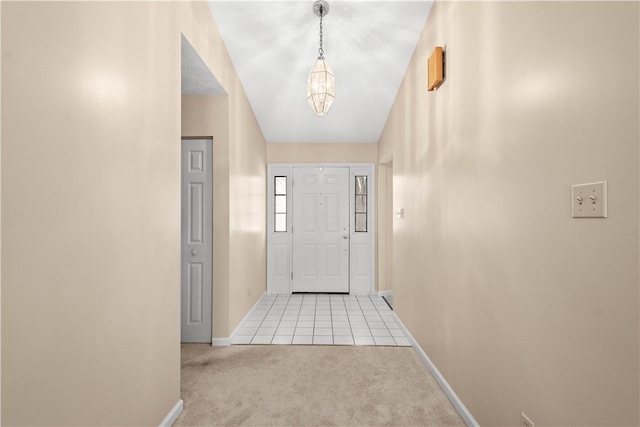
xmin=267 ymin=163 xmax=376 ymax=295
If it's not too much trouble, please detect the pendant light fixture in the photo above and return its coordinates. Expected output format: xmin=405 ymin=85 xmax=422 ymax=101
xmin=307 ymin=0 xmax=335 ymax=116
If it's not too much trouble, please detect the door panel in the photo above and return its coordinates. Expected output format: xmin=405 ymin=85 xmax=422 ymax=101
xmin=274 ymin=244 xmax=290 ymax=277
xmin=303 ymin=194 xmax=318 ymax=231
xmin=188 ymin=263 xmax=203 ymax=323
xmin=189 ymin=183 xmax=203 ymax=243
xmin=292 ymin=167 xmax=349 ymax=293
xmin=353 ymin=243 xmax=369 ymax=277
xmin=325 ymin=193 xmax=340 ymax=231
xmin=181 ymin=139 xmax=212 ymax=343
xmin=303 ymin=244 xmax=318 ymax=277
xmin=325 ymin=245 xmax=340 ymax=276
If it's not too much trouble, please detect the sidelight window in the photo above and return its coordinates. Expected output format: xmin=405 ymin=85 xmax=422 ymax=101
xmin=274 ymin=176 xmax=287 ymax=232
xmin=355 ymin=176 xmax=367 ymax=232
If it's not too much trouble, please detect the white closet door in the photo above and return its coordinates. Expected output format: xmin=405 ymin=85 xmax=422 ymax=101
xmin=181 ymin=138 xmax=212 ymax=342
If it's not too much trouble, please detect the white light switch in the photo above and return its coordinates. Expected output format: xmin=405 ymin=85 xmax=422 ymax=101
xmin=572 ymin=181 xmax=607 ymax=218
xmin=396 ymin=207 xmax=404 ymax=219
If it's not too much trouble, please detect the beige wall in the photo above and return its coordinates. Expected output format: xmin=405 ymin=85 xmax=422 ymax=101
xmin=379 ymin=1 xmax=639 ymax=425
xmin=227 ymin=97 xmax=267 ymax=331
xmin=385 ymin=168 xmax=393 ymax=289
xmin=180 ymin=5 xmax=267 ymax=338
xmin=376 ymin=163 xmax=394 ymax=293
xmin=376 ymin=165 xmax=389 ymax=292
xmin=182 ymin=93 xmax=266 ymax=338
xmin=377 ymin=142 xmax=393 ymax=294
xmin=1 ymin=1 xmax=266 ymax=425
xmin=2 ymin=2 xmax=180 ymax=425
xmin=181 ymin=95 xmax=231 ymax=338
xmin=267 ymin=142 xmax=377 ymax=164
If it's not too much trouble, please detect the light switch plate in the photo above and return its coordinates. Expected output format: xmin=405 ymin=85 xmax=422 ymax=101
xmin=572 ymin=181 xmax=607 ymax=218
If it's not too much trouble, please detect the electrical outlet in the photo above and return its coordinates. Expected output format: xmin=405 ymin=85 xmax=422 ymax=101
xmin=521 ymin=412 xmax=535 ymax=427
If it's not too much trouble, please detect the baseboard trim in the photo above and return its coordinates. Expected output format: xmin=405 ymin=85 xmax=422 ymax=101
xmin=211 ymin=337 xmax=231 ymax=346
xmin=377 ymin=290 xmax=393 ymax=297
xmin=391 ymin=312 xmax=479 ymax=427
xmin=211 ymin=291 xmax=267 ymax=346
xmin=159 ymin=399 xmax=183 ymax=427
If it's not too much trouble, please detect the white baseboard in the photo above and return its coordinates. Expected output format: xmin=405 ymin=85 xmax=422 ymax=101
xmin=391 ymin=312 xmax=479 ymax=427
xmin=211 ymin=291 xmax=267 ymax=346
xmin=377 ymin=290 xmax=393 ymax=298
xmin=211 ymin=337 xmax=231 ymax=346
xmin=159 ymin=399 xmax=183 ymax=427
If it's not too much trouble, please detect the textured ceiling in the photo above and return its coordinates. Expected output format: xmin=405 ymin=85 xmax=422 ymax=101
xmin=207 ymin=1 xmax=432 ymax=143
xmin=181 ymin=34 xmax=226 ymax=95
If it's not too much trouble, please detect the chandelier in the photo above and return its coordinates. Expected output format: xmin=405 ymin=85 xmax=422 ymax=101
xmin=307 ymin=0 xmax=335 ymax=116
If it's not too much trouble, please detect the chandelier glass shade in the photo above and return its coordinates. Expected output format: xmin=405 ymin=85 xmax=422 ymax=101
xmin=307 ymin=0 xmax=334 ymax=116
xmin=307 ymin=58 xmax=335 ymax=116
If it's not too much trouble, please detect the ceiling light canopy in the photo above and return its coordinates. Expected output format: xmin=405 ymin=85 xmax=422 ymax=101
xmin=307 ymin=0 xmax=335 ymax=117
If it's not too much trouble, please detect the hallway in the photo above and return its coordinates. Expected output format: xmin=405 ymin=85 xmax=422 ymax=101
xmin=232 ymin=294 xmax=410 ymax=346
xmin=2 ymin=1 xmax=638 ymax=425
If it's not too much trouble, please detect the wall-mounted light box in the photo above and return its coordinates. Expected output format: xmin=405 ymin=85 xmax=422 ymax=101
xmin=428 ymin=46 xmax=444 ymax=91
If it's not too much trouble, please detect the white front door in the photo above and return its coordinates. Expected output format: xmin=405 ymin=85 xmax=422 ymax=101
xmin=292 ymin=167 xmax=350 ymax=293
xmin=181 ymin=138 xmax=212 ymax=343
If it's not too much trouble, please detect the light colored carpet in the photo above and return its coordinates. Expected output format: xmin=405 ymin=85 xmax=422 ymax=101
xmin=176 ymin=344 xmax=465 ymax=426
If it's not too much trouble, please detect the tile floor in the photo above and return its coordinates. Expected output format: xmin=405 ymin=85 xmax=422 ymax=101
xmin=232 ymin=294 xmax=411 ymax=346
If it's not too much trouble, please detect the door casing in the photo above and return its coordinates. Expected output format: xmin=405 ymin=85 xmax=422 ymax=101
xmin=267 ymin=163 xmax=375 ymax=295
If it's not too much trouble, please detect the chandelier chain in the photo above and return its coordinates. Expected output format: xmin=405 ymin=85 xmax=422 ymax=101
xmin=318 ymin=7 xmax=324 ymax=58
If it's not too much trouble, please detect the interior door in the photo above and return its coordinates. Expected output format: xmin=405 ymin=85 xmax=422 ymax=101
xmin=181 ymin=138 xmax=212 ymax=343
xmin=292 ymin=167 xmax=349 ymax=293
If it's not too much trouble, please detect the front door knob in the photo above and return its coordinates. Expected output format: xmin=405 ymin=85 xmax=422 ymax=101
xmin=191 ymin=249 xmax=197 ymax=256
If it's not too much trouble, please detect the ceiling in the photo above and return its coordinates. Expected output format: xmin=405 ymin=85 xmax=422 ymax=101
xmin=205 ymin=1 xmax=433 ymax=144
xmin=181 ymin=34 xmax=227 ymax=95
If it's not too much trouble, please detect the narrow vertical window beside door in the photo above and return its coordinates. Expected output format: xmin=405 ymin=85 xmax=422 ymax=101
xmin=355 ymin=176 xmax=367 ymax=232
xmin=275 ymin=176 xmax=287 ymax=232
